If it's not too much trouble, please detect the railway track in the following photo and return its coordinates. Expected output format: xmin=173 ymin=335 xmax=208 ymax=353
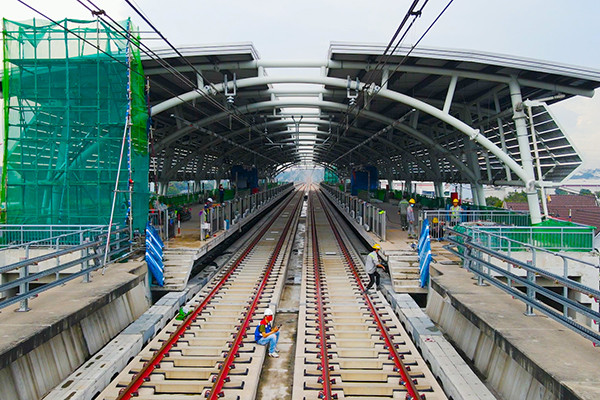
xmin=292 ymin=191 xmax=445 ymax=399
xmin=99 ymin=189 xmax=304 ymax=400
xmin=100 ymin=186 xmax=447 ymax=399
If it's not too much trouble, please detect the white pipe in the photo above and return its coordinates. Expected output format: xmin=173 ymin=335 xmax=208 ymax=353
xmin=442 ymin=75 xmax=458 ymax=114
xmin=527 ymin=104 xmax=549 ymax=218
xmin=508 ymin=79 xmax=542 ymax=224
xmin=156 ymin=97 xmax=478 ymax=182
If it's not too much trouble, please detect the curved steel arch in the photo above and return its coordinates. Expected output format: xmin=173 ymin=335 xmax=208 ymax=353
xmin=157 ymin=98 xmax=479 ymax=183
xmin=151 ymin=75 xmax=529 ymax=183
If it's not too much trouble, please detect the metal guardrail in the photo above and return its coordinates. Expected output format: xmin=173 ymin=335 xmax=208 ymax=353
xmin=0 ymin=225 xmax=108 ymax=248
xmin=459 ymin=225 xmax=595 ymax=252
xmin=149 ymin=183 xmax=294 ymax=241
xmin=0 ymin=226 xmax=132 ymax=312
xmin=320 ymin=183 xmax=386 ymax=240
xmin=445 ymin=228 xmax=600 ymax=346
xmin=422 ymin=209 xmax=530 ymax=227
xmin=423 ymin=208 xmax=594 ymax=252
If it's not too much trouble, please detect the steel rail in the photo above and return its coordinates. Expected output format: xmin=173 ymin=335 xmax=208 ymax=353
xmin=206 ymin=192 xmax=303 ymax=399
xmin=316 ymin=190 xmax=424 ymax=400
xmin=308 ymin=198 xmax=336 ymax=399
xmin=114 ymin=191 xmax=297 ymax=400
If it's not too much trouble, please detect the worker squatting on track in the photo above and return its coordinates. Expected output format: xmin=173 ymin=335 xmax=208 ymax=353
xmin=255 ymin=308 xmax=280 ymax=358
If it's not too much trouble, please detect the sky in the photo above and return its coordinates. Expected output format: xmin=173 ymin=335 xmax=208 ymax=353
xmin=3 ymin=0 xmax=600 ymax=170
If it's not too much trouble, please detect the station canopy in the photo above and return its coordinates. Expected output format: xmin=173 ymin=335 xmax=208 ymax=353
xmin=142 ymin=42 xmax=600 ymax=185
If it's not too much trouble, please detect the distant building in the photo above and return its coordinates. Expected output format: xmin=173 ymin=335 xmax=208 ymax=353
xmin=504 ymin=195 xmax=600 ymax=248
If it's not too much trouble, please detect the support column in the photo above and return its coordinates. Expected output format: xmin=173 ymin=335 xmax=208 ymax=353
xmin=461 ymin=109 xmax=484 ymax=207
xmin=470 ymin=183 xmax=479 ymax=205
xmin=476 ymin=183 xmax=485 ymax=206
xmin=509 ymin=79 xmax=542 ymax=224
xmin=470 ymin=182 xmax=485 ymax=206
xmin=434 ymin=181 xmax=444 ymax=199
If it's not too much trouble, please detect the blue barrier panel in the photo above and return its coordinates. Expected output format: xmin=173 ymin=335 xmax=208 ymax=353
xmin=418 ymin=219 xmax=432 ymax=288
xmin=145 ymin=222 xmax=164 ymax=286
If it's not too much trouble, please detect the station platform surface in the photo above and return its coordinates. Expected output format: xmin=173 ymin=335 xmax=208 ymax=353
xmin=0 ymin=261 xmax=147 ymax=370
xmin=429 ymin=261 xmax=600 ymax=399
xmin=166 ymin=203 xmax=224 ymax=249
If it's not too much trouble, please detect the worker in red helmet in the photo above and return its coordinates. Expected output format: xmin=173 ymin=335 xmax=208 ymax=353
xmin=254 ymin=308 xmax=280 ymax=358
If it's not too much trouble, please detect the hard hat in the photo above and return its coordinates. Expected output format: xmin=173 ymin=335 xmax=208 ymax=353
xmin=409 ymin=198 xmax=415 ymax=204
xmin=452 ymin=198 xmax=459 ymax=203
xmin=372 ymin=243 xmax=381 ymax=250
xmin=207 ymin=197 xmax=213 ymax=202
xmin=432 ymin=217 xmax=439 ymax=223
xmin=264 ymin=308 xmax=274 ymax=316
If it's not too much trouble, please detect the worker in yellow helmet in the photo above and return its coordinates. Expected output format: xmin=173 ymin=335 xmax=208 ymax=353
xmin=363 ymin=243 xmax=385 ymax=293
xmin=450 ymin=198 xmax=462 ymax=226
xmin=431 ymin=216 xmax=444 ymax=240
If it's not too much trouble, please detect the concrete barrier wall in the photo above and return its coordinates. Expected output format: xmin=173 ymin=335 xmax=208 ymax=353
xmin=426 ymin=288 xmax=555 ymax=400
xmin=0 ymin=276 xmax=150 ymax=400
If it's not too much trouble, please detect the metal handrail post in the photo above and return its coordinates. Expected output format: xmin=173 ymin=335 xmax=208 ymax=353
xmin=507 ymin=239 xmax=512 ymax=288
xmin=81 ymin=231 xmax=90 ymax=283
xmin=17 ymin=245 xmax=31 ymax=312
xmin=382 ymin=210 xmax=387 ymax=241
xmin=563 ymin=256 xmax=569 ymax=317
xmin=477 ymin=236 xmax=485 ymax=286
xmin=55 ymin=237 xmax=61 ymax=281
xmin=525 ymin=249 xmax=536 ymax=316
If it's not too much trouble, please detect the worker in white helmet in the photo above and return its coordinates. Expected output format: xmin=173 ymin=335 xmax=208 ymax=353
xmin=363 ymin=243 xmax=385 ymax=293
xmin=254 ymin=308 xmax=280 ymax=358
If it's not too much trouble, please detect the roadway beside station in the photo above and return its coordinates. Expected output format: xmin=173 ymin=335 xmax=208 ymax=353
xmin=321 ymin=186 xmax=600 ymax=400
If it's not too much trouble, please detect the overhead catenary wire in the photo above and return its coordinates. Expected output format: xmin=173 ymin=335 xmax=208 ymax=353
xmin=75 ymin=0 xmax=249 ymax=146
xmin=78 ymin=1 xmax=267 ymax=139
xmin=84 ymin=0 xmax=294 ymax=168
xmin=322 ymin=0 xmax=428 ymax=162
xmin=121 ymin=0 xmax=269 ymax=137
xmin=329 ymin=0 xmax=455 ymax=165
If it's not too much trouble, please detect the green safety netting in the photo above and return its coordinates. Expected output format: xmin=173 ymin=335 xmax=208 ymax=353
xmin=323 ymin=167 xmax=339 ymax=184
xmin=2 ymin=18 xmax=149 ymax=232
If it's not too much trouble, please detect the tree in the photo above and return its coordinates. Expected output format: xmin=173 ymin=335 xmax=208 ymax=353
xmin=486 ymin=196 xmax=503 ymax=208
xmin=579 ymin=188 xmax=592 ymax=195
xmin=504 ymin=191 xmax=528 ymax=203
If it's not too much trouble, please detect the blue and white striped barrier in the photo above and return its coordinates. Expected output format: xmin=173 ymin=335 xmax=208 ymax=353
xmin=145 ymin=222 xmax=164 ymax=286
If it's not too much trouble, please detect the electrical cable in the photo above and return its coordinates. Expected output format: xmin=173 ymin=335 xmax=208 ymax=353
xmin=321 ymin=0 xmax=428 ymax=164
xmin=324 ymin=0 xmax=454 ymax=166
xmin=94 ymin=0 xmax=293 ymax=167
xmin=121 ymin=0 xmax=267 ymax=135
